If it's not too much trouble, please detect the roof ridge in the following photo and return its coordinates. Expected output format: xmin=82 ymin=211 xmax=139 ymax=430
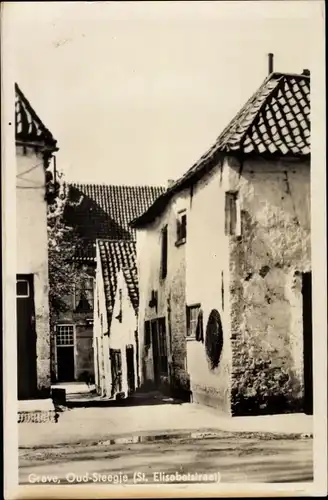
xmin=67 ymin=181 xmax=166 ymax=189
xmin=97 ymin=238 xmax=136 ymax=244
xmin=271 ymin=71 xmax=310 ymax=81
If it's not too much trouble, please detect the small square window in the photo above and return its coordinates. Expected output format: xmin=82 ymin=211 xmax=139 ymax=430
xmin=16 ymin=280 xmax=29 ymax=298
xmin=56 ymin=325 xmax=74 ymax=346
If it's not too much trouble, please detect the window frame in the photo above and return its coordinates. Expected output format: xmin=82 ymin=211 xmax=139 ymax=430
xmin=16 ymin=279 xmax=30 ymax=298
xmin=186 ymin=303 xmax=201 ymax=340
xmin=55 ymin=324 xmax=76 ymax=347
xmin=73 ymin=276 xmax=95 ymax=312
xmin=176 ymin=209 xmax=187 ymax=246
xmin=225 ymin=191 xmax=241 ymax=236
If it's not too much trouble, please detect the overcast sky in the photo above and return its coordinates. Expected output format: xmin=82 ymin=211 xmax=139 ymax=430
xmin=6 ymin=1 xmax=322 ymax=187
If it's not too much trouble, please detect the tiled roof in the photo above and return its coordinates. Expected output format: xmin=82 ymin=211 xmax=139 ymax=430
xmin=98 ymin=240 xmax=138 ymax=326
xmin=132 ymin=72 xmax=310 ymax=227
xmin=15 ymin=83 xmax=57 ymax=149
xmin=64 ymin=183 xmax=165 ymax=261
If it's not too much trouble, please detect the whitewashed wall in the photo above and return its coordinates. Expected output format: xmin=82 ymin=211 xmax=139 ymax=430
xmin=16 ymin=145 xmax=50 ymax=392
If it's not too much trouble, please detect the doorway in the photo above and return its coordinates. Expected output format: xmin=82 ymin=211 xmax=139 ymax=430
xmin=110 ymin=348 xmax=122 ymax=397
xmin=17 ymin=275 xmax=37 ymax=400
xmin=302 ymin=272 xmax=313 ymax=415
xmin=126 ymin=344 xmax=135 ymax=395
xmin=56 ymin=325 xmax=75 ymax=382
xmin=151 ymin=318 xmax=168 ymax=385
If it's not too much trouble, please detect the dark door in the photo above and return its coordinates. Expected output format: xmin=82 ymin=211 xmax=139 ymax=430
xmin=302 ymin=272 xmax=313 ymax=415
xmin=110 ymin=349 xmax=122 ymax=397
xmin=16 ymin=275 xmax=37 ymax=400
xmin=152 ymin=318 xmax=168 ymax=385
xmin=57 ymin=347 xmax=75 ymax=382
xmin=126 ymin=344 xmax=135 ymax=394
xmin=56 ymin=325 xmax=75 ymax=382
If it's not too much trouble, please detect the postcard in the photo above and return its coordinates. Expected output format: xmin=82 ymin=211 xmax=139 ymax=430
xmin=1 ymin=1 xmax=326 ymax=498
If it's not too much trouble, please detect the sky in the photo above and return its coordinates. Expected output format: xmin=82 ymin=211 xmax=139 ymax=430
xmin=5 ymin=1 xmax=322 ymax=187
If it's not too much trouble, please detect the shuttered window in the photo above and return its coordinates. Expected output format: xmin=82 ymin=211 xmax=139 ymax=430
xmin=161 ymin=225 xmax=168 ymax=279
xmin=225 ymin=192 xmax=241 ymax=236
xmin=176 ymin=210 xmax=187 ymax=244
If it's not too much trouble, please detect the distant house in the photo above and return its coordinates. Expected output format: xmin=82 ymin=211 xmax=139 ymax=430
xmin=52 ymin=183 xmax=165 ymax=384
xmin=16 ymin=83 xmax=59 ymax=400
xmin=94 ymin=240 xmax=139 ymax=399
xmin=132 ymin=70 xmax=312 ymax=416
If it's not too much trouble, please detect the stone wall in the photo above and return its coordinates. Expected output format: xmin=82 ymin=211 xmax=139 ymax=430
xmin=226 ymin=156 xmax=311 ymax=415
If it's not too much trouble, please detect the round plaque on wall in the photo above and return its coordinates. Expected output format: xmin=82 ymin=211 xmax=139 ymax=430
xmin=205 ymin=309 xmax=223 ymax=370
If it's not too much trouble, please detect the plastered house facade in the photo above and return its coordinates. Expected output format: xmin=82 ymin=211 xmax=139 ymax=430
xmin=93 ymin=240 xmax=139 ymax=399
xmin=133 ymin=71 xmax=312 ymax=415
xmin=16 ymin=83 xmax=59 ymax=400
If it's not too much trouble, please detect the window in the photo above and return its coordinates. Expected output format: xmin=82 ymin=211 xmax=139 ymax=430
xmin=225 ymin=191 xmax=241 ymax=236
xmin=74 ymin=277 xmax=94 ymax=312
xmin=186 ymin=304 xmax=202 ymax=339
xmin=144 ymin=321 xmax=151 ymax=348
xmin=161 ymin=225 xmax=168 ymax=279
xmin=16 ymin=280 xmax=29 ymax=298
xmin=56 ymin=325 xmax=74 ymax=346
xmin=176 ymin=210 xmax=187 ymax=245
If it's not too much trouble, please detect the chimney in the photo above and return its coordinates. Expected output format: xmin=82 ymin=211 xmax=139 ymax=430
xmin=167 ymin=179 xmax=175 ymax=189
xmin=268 ymin=53 xmax=274 ymax=75
xmin=302 ymin=69 xmax=310 ymax=76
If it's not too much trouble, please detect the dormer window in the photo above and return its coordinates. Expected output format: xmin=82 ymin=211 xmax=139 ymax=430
xmin=176 ymin=210 xmax=187 ymax=246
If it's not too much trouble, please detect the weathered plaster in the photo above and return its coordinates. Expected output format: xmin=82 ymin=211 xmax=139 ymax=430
xmin=136 ymin=154 xmax=310 ymax=415
xmin=226 ymin=156 xmax=311 ymax=414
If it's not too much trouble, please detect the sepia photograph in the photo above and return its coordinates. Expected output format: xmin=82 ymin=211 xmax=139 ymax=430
xmin=1 ymin=1 xmax=326 ymax=498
